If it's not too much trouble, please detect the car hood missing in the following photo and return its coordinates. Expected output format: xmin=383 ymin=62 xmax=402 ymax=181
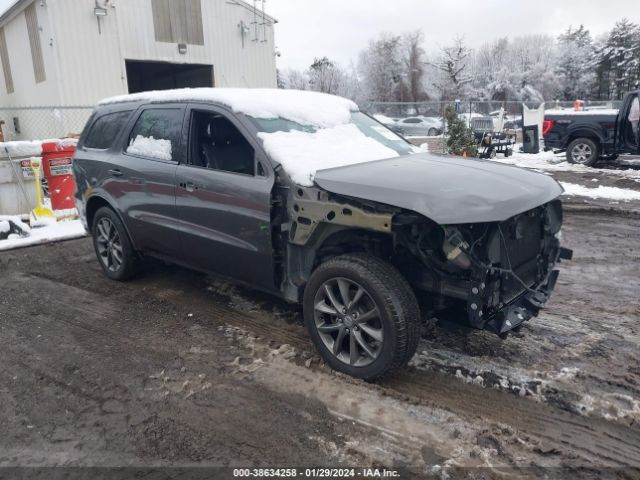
xmin=313 ymin=153 xmax=563 ymax=224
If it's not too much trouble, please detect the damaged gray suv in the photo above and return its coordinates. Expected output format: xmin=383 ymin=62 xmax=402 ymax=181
xmin=74 ymin=88 xmax=572 ymax=380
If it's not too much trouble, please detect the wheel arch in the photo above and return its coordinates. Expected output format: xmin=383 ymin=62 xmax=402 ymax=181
xmin=565 ymin=128 xmax=604 ymax=148
xmin=283 ymin=225 xmax=395 ymax=303
xmin=313 ymin=227 xmax=394 ymax=265
xmin=85 ymin=195 xmax=138 ymax=251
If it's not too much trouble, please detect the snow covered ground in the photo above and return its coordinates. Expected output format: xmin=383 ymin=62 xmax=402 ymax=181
xmin=491 ymin=147 xmax=640 ymax=180
xmin=560 ymin=182 xmax=640 ymax=201
xmin=0 ymin=216 xmax=86 ymax=252
xmin=489 ymin=147 xmax=640 ymax=204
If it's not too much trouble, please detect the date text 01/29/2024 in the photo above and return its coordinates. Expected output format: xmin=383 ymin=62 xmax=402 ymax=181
xmin=232 ymin=468 xmax=401 ymax=478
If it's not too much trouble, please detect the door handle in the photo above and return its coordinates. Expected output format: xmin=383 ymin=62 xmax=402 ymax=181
xmin=108 ymin=169 xmax=123 ymax=177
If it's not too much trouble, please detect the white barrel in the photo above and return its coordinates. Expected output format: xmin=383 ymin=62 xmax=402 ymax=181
xmin=0 ymin=157 xmax=38 ymax=215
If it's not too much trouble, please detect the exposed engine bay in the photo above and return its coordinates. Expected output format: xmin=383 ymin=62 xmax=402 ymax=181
xmin=393 ymin=199 xmax=572 ymax=335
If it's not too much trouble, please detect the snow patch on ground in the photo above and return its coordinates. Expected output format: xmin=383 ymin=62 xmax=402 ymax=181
xmin=0 ymin=218 xmax=86 ymax=251
xmin=560 ymin=182 xmax=640 ymax=201
xmin=127 ymin=135 xmax=172 ymax=161
xmin=100 ymin=88 xmax=357 ymax=128
xmin=258 ymin=123 xmax=399 ymax=186
xmin=491 ymin=147 xmax=640 ymax=182
xmin=411 ymin=339 xmax=640 ymax=423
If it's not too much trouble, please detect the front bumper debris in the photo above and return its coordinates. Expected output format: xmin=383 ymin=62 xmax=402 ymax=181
xmin=478 ymin=245 xmax=573 ymax=336
xmin=485 ymin=270 xmax=559 ymax=335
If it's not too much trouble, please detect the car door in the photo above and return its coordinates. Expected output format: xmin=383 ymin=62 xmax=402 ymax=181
xmin=113 ymin=104 xmax=185 ymax=257
xmin=616 ymin=93 xmax=639 ymax=154
xmin=175 ymin=105 xmax=276 ymax=291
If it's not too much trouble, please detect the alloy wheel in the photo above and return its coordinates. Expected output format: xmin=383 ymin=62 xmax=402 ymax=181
xmin=570 ymin=143 xmax=593 ymax=164
xmin=313 ymin=277 xmax=383 ymax=367
xmin=96 ymin=217 xmax=123 ymax=272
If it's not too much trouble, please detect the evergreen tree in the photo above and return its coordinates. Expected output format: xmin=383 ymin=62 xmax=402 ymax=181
xmin=556 ymin=25 xmax=595 ymax=100
xmin=594 ymin=19 xmax=640 ymax=99
xmin=444 ymin=107 xmax=477 ymax=156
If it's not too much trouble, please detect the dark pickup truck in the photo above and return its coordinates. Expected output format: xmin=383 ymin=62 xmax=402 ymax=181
xmin=543 ymin=90 xmax=640 ymax=166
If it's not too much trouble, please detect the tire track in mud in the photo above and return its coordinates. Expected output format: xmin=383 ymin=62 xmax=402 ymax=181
xmin=88 ymin=270 xmax=640 ymax=469
xmin=211 ymin=309 xmax=640 ymax=467
xmin=13 ymin=257 xmax=640 ymax=468
xmin=3 ymin=213 xmax=640 ymax=469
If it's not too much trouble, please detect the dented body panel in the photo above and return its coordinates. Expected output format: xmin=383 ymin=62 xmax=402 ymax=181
xmin=314 ymin=153 xmax=564 ymax=224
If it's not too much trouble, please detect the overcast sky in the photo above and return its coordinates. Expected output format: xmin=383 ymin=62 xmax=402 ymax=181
xmin=267 ymin=0 xmax=639 ymax=71
xmin=0 ymin=0 xmax=636 ymax=71
xmin=0 ymin=0 xmax=13 ymax=16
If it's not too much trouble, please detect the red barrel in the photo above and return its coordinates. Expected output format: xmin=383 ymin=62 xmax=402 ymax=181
xmin=41 ymin=141 xmax=76 ymax=211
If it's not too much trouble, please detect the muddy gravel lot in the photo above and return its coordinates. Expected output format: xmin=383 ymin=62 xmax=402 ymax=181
xmin=0 ymin=208 xmax=639 ymax=479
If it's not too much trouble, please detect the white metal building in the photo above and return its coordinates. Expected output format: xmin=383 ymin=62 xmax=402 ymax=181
xmin=0 ymin=0 xmax=277 ymax=139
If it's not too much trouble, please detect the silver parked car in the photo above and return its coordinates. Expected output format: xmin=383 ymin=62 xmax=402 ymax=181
xmin=395 ymin=117 xmax=443 ymax=136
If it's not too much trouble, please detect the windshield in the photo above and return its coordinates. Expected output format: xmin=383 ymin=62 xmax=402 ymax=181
xmin=250 ymin=111 xmax=416 ymax=156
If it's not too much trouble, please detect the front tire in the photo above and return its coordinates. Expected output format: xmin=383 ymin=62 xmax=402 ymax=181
xmin=303 ymin=254 xmax=420 ymax=380
xmin=92 ymin=206 xmax=141 ymax=281
xmin=567 ymin=138 xmax=599 ymax=166
xmin=428 ymin=128 xmax=437 ymax=136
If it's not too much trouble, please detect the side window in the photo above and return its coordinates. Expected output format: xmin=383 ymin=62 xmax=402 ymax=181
xmin=404 ymin=118 xmax=421 ymax=124
xmin=84 ymin=111 xmax=132 ymax=150
xmin=126 ymin=108 xmax=183 ymax=161
xmin=189 ymin=110 xmax=255 ymax=176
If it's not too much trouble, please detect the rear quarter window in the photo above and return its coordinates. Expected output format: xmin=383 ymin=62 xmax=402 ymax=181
xmin=83 ymin=110 xmax=132 ymax=150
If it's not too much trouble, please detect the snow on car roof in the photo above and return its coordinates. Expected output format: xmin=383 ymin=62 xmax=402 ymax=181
xmin=99 ymin=88 xmax=359 ymax=128
xmin=545 ymin=109 xmax=619 ymax=116
xmin=100 ymin=88 xmax=413 ymax=187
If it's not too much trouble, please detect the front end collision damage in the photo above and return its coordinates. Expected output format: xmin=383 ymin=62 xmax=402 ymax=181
xmin=393 ymin=199 xmax=573 ymax=336
xmin=273 ymin=179 xmax=572 ymax=338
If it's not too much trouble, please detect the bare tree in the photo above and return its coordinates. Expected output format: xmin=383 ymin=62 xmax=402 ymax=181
xmin=307 ymin=57 xmax=344 ymax=95
xmin=280 ymin=68 xmax=309 ymax=90
xmin=432 ymin=36 xmax=473 ymax=100
xmin=403 ymin=30 xmax=428 ymax=103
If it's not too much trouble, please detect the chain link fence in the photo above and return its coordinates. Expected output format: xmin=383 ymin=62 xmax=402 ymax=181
xmin=0 ymin=100 xmax=624 ymax=143
xmin=0 ymin=106 xmax=94 ymax=142
xmin=360 ymin=100 xmax=623 ymax=122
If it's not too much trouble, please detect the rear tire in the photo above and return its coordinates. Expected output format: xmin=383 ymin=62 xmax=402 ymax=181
xmin=303 ymin=254 xmax=420 ymax=380
xmin=567 ymin=138 xmax=599 ymax=166
xmin=428 ymin=128 xmax=437 ymax=136
xmin=92 ymin=206 xmax=141 ymax=281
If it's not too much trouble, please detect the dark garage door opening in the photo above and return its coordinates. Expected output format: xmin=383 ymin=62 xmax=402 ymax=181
xmin=126 ymin=60 xmax=214 ymax=94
